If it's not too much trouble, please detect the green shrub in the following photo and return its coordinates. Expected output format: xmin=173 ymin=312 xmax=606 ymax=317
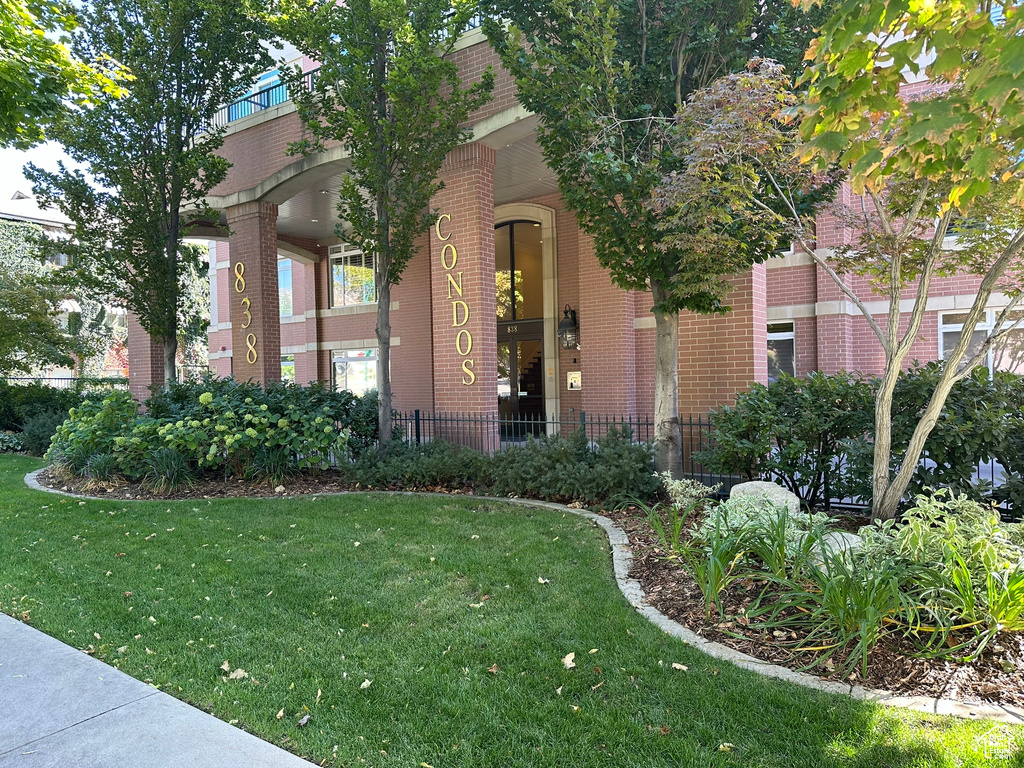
xmin=246 ymin=445 xmax=299 ymax=485
xmin=342 ymin=439 xmax=487 ymax=490
xmin=47 ymin=391 xmax=139 ymax=465
xmin=21 ymin=410 xmax=69 ymax=456
xmin=489 ymin=426 xmax=658 ymax=506
xmin=0 ymin=380 xmax=83 ymax=432
xmin=698 ymin=372 xmax=874 ymax=509
xmin=0 ymin=431 xmax=24 ymax=453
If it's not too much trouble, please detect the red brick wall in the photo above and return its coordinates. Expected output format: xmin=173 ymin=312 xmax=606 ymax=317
xmin=391 ymin=233 xmax=436 ymax=412
xmin=127 ymin=312 xmax=163 ymax=401
xmin=677 ymin=265 xmax=768 ymax=414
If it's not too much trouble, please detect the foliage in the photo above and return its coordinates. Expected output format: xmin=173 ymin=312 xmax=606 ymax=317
xmin=484 ymin=0 xmax=832 ymax=472
xmin=342 ymin=439 xmax=488 ymax=491
xmin=700 ymin=372 xmax=874 ymax=508
xmin=48 ymin=380 xmax=352 ymax=483
xmin=789 ymin=0 xmax=1024 ymax=520
xmin=20 ymin=409 xmax=68 ymax=456
xmin=26 ymin=0 xmax=272 ymax=385
xmin=658 ymin=472 xmax=720 ymax=511
xmin=0 ymin=0 xmax=127 ymax=149
xmin=270 ymin=0 xmax=493 ymax=447
xmin=647 ymin=488 xmax=1024 ymax=677
xmin=142 ymin=447 xmax=195 ymax=494
xmin=82 ymin=451 xmax=120 ymax=484
xmin=0 ymin=379 xmax=83 ymax=431
xmin=0 ymin=431 xmax=25 ymax=453
xmin=489 ymin=427 xmax=660 ymax=506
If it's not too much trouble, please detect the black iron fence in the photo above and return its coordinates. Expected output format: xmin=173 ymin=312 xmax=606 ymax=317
xmin=394 ymin=410 xmax=744 ymax=494
xmin=2 ymin=377 xmax=129 ymax=391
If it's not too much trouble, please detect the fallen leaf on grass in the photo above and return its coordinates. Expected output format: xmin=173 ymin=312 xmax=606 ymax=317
xmin=228 ymin=668 xmax=249 ymax=680
xmin=360 ymin=679 xmax=372 ymax=689
xmin=487 ymin=664 xmax=499 ymax=674
xmin=562 ymin=652 xmax=576 ymax=670
xmin=537 ymin=577 xmax=549 ymax=584
xmin=591 ymin=681 xmax=603 ymax=691
xmin=671 ymin=663 xmax=688 ymax=671
xmin=297 ymin=714 xmax=310 ymax=727
xmin=276 ymin=709 xmax=284 ymax=720
xmin=589 ymin=649 xmax=598 ymax=654
xmin=718 ymin=743 xmax=735 ymax=752
xmin=220 ymin=660 xmax=230 ymax=672
xmin=556 ymin=686 xmax=563 ymax=695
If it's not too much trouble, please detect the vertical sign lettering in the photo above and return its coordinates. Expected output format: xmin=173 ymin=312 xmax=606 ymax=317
xmin=436 ymin=213 xmax=474 ymax=385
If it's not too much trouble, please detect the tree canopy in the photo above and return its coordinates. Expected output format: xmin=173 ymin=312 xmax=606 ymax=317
xmin=0 ymin=0 xmax=127 ymax=149
xmin=26 ymin=0 xmax=271 ymax=385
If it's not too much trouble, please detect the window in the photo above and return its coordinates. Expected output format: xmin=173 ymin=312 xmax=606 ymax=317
xmin=333 ymin=349 xmax=377 ymax=396
xmin=329 ymin=244 xmax=376 ymax=307
xmin=767 ymin=322 xmax=795 ymax=382
xmin=940 ymin=310 xmax=1024 ymax=374
xmin=281 ymin=354 xmax=295 ymax=383
xmin=278 ymin=258 xmax=293 ymax=316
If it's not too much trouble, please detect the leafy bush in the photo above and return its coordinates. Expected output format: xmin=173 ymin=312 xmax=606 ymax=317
xmin=489 ymin=426 xmax=659 ymax=506
xmin=0 ymin=380 xmax=83 ymax=432
xmin=21 ymin=410 xmax=70 ymax=456
xmin=83 ymin=453 xmax=121 ymax=484
xmin=342 ymin=439 xmax=487 ymax=490
xmin=0 ymin=431 xmax=24 ymax=453
xmin=699 ymin=372 xmax=874 ymax=508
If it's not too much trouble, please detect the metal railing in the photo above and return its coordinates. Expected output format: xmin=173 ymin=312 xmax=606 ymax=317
xmin=1 ymin=377 xmax=129 ymax=391
xmin=209 ymin=13 xmax=488 ymax=129
xmin=393 ymin=410 xmax=744 ymax=494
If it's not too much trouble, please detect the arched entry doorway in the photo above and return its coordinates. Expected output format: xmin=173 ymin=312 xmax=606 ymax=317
xmin=493 ymin=204 xmax=558 ymax=435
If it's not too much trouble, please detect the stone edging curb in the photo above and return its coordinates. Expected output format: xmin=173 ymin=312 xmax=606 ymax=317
xmin=23 ymin=469 xmax=1024 ymax=725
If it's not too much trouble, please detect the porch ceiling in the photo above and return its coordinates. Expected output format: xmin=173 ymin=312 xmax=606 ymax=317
xmin=273 ymin=132 xmax=558 ymax=243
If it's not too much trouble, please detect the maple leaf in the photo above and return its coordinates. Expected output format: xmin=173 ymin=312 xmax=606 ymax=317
xmin=562 ymin=652 xmax=576 ymax=669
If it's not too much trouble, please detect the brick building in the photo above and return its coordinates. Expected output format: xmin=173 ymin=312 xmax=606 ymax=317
xmin=127 ymin=25 xmax=1018 ymax=417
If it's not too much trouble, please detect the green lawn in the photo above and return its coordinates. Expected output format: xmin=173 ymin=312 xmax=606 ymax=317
xmin=0 ymin=454 xmax=1019 ymax=767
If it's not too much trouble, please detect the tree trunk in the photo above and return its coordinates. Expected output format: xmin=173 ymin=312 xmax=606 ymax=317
xmin=162 ymin=334 xmax=178 ymax=390
xmin=651 ymin=282 xmax=681 ymax=477
xmin=376 ymin=273 xmax=393 ymax=450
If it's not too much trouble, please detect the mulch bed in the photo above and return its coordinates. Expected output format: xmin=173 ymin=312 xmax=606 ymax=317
xmin=603 ymin=507 xmax=1024 ymax=710
xmin=32 ymin=467 xmax=1024 ymax=709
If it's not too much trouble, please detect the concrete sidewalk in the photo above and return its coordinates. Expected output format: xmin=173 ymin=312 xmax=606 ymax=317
xmin=0 ymin=613 xmax=315 ymax=767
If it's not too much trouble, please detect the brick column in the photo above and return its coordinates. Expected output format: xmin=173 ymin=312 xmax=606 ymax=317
xmin=127 ymin=311 xmax=163 ymax=402
xmin=677 ymin=264 xmax=768 ymax=414
xmin=429 ymin=144 xmax=497 ymax=421
xmin=226 ymin=201 xmax=281 ymax=384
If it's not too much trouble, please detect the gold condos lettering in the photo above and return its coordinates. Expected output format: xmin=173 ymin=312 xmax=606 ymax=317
xmin=436 ymin=213 xmax=474 ymax=385
xmin=233 ymin=262 xmax=258 ymax=365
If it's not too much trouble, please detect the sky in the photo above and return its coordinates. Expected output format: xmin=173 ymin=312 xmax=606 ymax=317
xmin=0 ymin=143 xmax=76 ymax=222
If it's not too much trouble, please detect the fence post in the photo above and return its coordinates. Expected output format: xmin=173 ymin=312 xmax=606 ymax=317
xmin=580 ymin=410 xmax=586 ymax=438
xmin=414 ymin=409 xmax=421 ymax=445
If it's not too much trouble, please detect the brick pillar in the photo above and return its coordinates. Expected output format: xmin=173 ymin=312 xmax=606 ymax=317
xmin=127 ymin=312 xmax=163 ymax=402
xmin=578 ymin=234 xmax=636 ymax=417
xmin=429 ymin=144 xmax=497 ymax=421
xmin=677 ymin=264 xmax=768 ymax=415
xmin=226 ymin=201 xmax=281 ymax=384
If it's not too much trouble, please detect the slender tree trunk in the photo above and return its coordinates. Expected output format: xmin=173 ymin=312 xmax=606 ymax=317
xmin=162 ymin=334 xmax=178 ymax=389
xmin=651 ymin=281 xmax=681 ymax=476
xmin=376 ymin=275 xmax=393 ymax=449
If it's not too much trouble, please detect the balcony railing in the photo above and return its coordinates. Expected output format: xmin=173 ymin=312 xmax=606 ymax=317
xmin=210 ymin=13 xmax=486 ymax=130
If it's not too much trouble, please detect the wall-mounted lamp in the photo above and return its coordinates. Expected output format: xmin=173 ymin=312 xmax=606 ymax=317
xmin=557 ymin=304 xmax=579 ymax=350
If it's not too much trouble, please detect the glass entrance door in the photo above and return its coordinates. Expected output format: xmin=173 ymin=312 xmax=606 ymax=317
xmin=496 ymin=219 xmax=545 ymax=438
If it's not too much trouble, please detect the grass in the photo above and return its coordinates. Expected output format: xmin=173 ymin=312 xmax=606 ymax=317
xmin=0 ymin=453 xmax=1020 ymax=768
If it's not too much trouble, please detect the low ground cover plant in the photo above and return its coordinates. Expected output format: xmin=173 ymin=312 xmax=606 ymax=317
xmin=645 ymin=486 xmax=1024 ymax=678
